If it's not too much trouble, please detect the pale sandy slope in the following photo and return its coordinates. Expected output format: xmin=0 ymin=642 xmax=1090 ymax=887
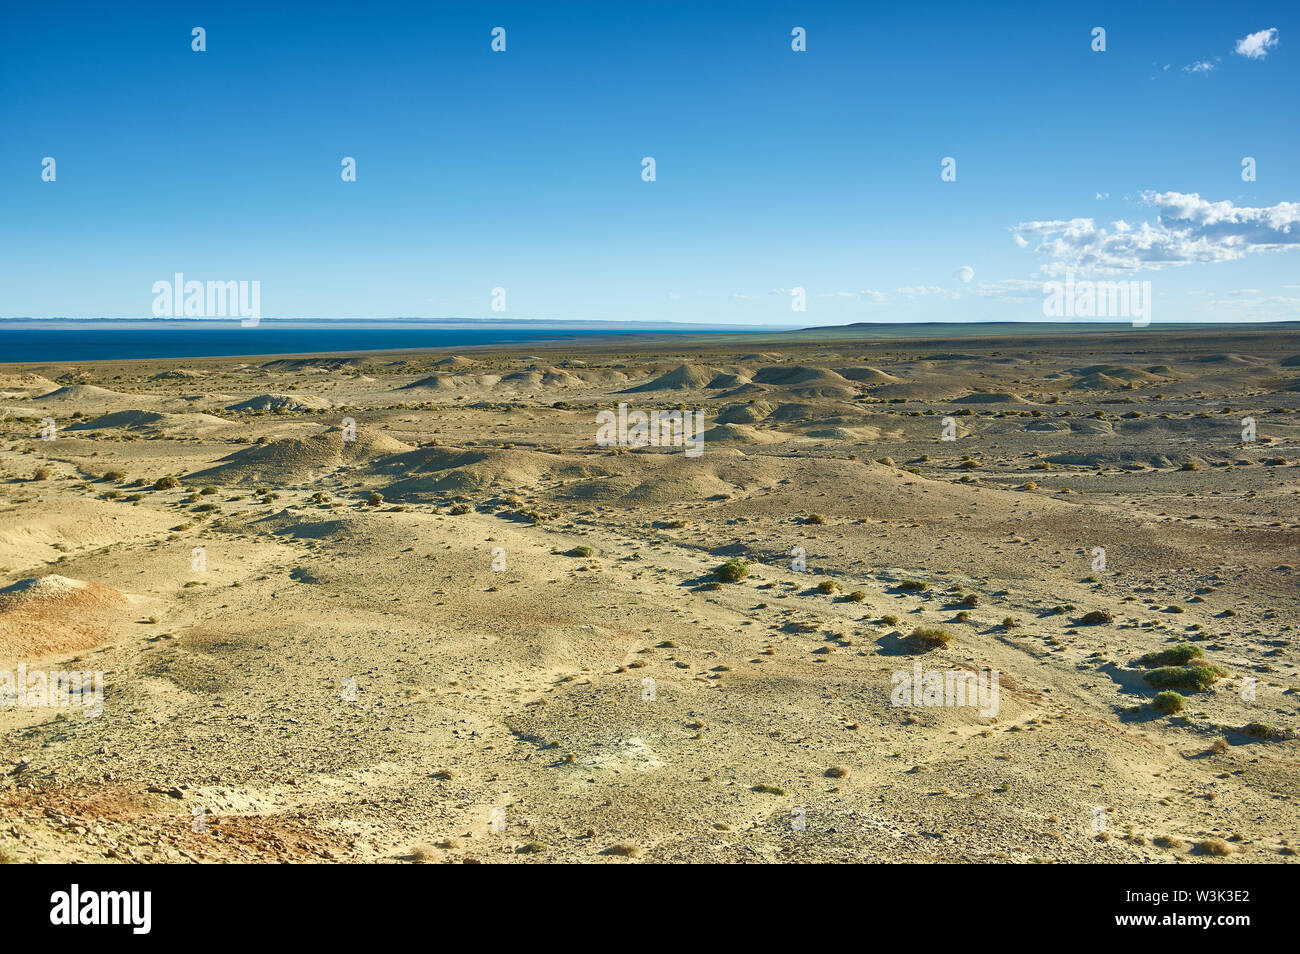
xmin=0 ymin=329 xmax=1297 ymax=862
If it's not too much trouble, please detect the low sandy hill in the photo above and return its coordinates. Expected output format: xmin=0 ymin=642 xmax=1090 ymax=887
xmin=700 ymin=422 xmax=789 ymax=444
xmin=188 ymin=426 xmax=412 ymax=485
xmin=0 ymin=575 xmax=132 ymax=661
xmin=260 ymin=357 xmax=364 ymax=371
xmin=569 ymin=368 xmax=631 ymax=387
xmin=873 ymin=378 xmax=970 ymax=401
xmin=802 ymin=424 xmax=884 ymax=441
xmin=1066 ymin=365 xmax=1165 ymax=390
xmin=375 ymin=445 xmax=561 ymax=497
xmin=953 ymin=391 xmax=1029 ymax=404
xmin=0 ymin=373 xmax=58 ymax=393
xmin=836 ymin=366 xmax=902 ymax=385
xmin=1025 ymin=419 xmax=1068 ymax=432
xmin=401 ymin=374 xmax=456 ymax=391
xmin=1046 ymin=450 xmax=1175 ymax=468
xmin=255 ymin=510 xmax=382 ymax=544
xmin=67 ymin=410 xmax=230 ymax=433
xmin=750 ymin=365 xmax=857 ymax=399
xmin=380 ymin=443 xmax=755 ymax=503
xmin=1111 ymin=416 xmax=1228 ymax=438
xmin=1056 ymin=417 xmax=1114 ymax=436
xmin=752 ymin=365 xmax=846 ymax=387
xmin=557 ymin=451 xmax=745 ymax=505
xmin=496 ymin=368 xmax=578 ymax=389
xmin=150 ymin=369 xmax=207 ymax=380
xmin=32 ymin=385 xmax=136 ymax=403
xmin=714 ymin=401 xmax=776 ymax=425
xmin=765 ymin=402 xmax=826 ymax=425
xmin=1192 ymin=353 xmax=1268 ymax=366
xmin=714 ymin=382 xmax=771 ymax=399
xmin=623 ymin=363 xmax=715 ymax=392
xmin=706 ymin=372 xmax=752 ymax=389
xmin=226 ymin=393 xmax=334 ymax=412
xmin=432 ymin=355 xmax=478 ymax=370
xmin=402 ymin=373 xmax=503 ymax=391
xmin=0 ymin=498 xmax=176 ymax=573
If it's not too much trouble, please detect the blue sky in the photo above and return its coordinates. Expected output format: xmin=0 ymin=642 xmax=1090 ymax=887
xmin=3 ymin=0 xmax=1298 ymax=325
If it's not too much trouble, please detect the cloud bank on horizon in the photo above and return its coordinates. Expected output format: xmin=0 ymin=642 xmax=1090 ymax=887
xmin=1012 ymin=192 xmax=1300 ymax=276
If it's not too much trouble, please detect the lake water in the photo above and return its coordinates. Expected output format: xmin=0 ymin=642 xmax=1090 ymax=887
xmin=0 ymin=321 xmax=729 ymax=364
xmin=2 ymin=319 xmax=1278 ymax=364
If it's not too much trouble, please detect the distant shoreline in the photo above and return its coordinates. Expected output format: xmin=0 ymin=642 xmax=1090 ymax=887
xmin=2 ymin=318 xmax=1297 ymax=366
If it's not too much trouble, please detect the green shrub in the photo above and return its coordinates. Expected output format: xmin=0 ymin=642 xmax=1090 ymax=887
xmin=1151 ymin=691 xmax=1185 ymax=714
xmin=714 ymin=559 xmax=749 ymax=583
xmin=1143 ymin=665 xmax=1224 ymax=691
xmin=1239 ymin=722 xmax=1287 ymax=740
xmin=905 ymin=627 xmax=952 ymax=650
xmin=1137 ymin=643 xmax=1203 ymax=667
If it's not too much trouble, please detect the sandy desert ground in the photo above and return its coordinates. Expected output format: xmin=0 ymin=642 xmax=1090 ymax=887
xmin=1 ymin=326 xmax=1298 ymax=863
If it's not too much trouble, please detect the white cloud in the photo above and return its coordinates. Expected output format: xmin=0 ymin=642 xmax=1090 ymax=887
xmin=1182 ymin=59 xmax=1217 ymax=73
xmin=973 ymin=279 xmax=1043 ymax=301
xmin=895 ymin=285 xmax=960 ymax=301
xmin=1012 ymin=192 xmax=1300 ymax=275
xmin=729 ymin=293 xmax=760 ymax=301
xmin=1205 ymin=294 xmax=1300 ymax=316
xmin=954 ymin=265 xmax=974 ymax=283
xmin=1235 ymin=28 xmax=1278 ymax=59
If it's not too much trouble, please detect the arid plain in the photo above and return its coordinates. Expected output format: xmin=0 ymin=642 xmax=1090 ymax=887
xmin=1 ymin=326 xmax=1298 ymax=863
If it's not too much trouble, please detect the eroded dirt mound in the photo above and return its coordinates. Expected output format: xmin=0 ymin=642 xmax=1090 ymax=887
xmin=188 ymin=427 xmax=412 ymax=485
xmin=0 ymin=575 xmax=133 ymax=660
xmin=226 ymin=393 xmax=334 ymax=412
